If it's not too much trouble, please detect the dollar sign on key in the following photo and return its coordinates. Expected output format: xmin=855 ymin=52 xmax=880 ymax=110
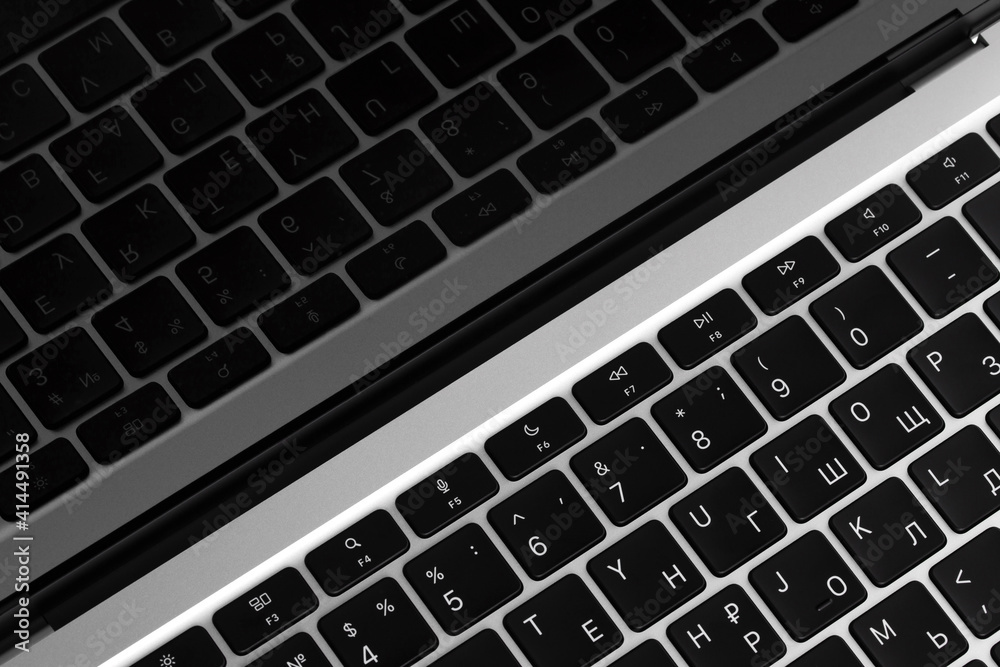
xmin=343 ymin=622 xmax=357 ymax=638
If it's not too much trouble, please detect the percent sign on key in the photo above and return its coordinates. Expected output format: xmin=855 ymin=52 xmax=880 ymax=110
xmin=376 ymin=599 xmax=395 ymax=616
xmin=425 ymin=568 xmax=444 ymax=584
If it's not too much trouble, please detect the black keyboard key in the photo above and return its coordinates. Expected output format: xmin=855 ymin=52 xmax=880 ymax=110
xmin=652 ymin=366 xmax=766 ymax=472
xmin=6 ymin=328 xmax=122 ymax=428
xmin=658 ymin=288 xmax=756 ymax=369
xmin=406 ymin=0 xmax=515 ymax=88
xmin=830 ymin=364 xmax=944 ymax=470
xmin=306 ymin=510 xmax=409 ymax=596
xmin=132 ymin=59 xmax=245 ymax=155
xmin=667 ymin=584 xmax=786 ymax=667
xmin=825 ymin=184 xmax=922 ymax=261
xmin=39 ymin=18 xmax=149 ymax=111
xmin=247 ymin=89 xmax=358 ymax=184
xmin=811 ymin=266 xmax=923 ymax=368
xmin=92 ymin=277 xmax=207 ymax=376
xmin=0 ymin=64 xmax=67 ymax=159
xmin=395 ymin=453 xmax=499 ymax=538
xmin=345 ymin=221 xmax=447 ymax=299
xmin=404 ymin=524 xmax=522 ymax=634
xmin=907 ymin=134 xmax=1000 ymax=209
xmin=588 ymin=521 xmax=705 ymax=631
xmin=612 ymin=640 xmax=677 ymax=666
xmin=576 ymin=0 xmax=685 ymax=82
xmin=0 ymin=438 xmax=88 ymax=519
xmin=319 ymin=578 xmax=438 ymax=667
xmin=431 ymin=631 xmax=520 ymax=667
xmin=750 ymin=415 xmax=866 ymax=522
xmin=487 ymin=0 xmax=592 ymax=41
xmin=433 ymin=169 xmax=533 ymax=246
xmin=764 ymin=0 xmax=857 ymax=41
xmin=121 ymin=0 xmax=231 ymax=65
xmin=908 ymin=313 xmax=1000 ymax=417
xmin=340 ymin=130 xmax=452 ymax=226
xmin=670 ymin=468 xmax=785 ymax=576
xmin=327 ymin=43 xmax=436 ymax=136
xmin=850 ymin=582 xmax=968 ymax=667
xmin=930 ymin=527 xmax=1000 ymax=638
xmin=749 ymin=531 xmax=867 ymax=641
xmin=420 ymin=83 xmax=531 ymax=178
xmin=248 ymin=633 xmax=331 ymax=667
xmin=488 ymin=470 xmax=605 ymax=580
xmin=518 ymin=118 xmax=616 ymax=194
xmin=602 ymin=68 xmax=697 ymax=143
xmin=213 ymin=567 xmax=317 ymax=655
xmin=291 ymin=0 xmax=402 ymax=61
xmin=0 ymin=0 xmax=114 ymax=67
xmin=0 ymin=304 xmax=27 ymax=361
xmin=683 ymin=20 xmax=777 ymax=92
xmin=734 ymin=316 xmax=846 ymax=420
xmin=965 ymin=180 xmax=1000 ymax=255
xmin=222 ymin=0 xmax=279 ymax=19
xmin=258 ymin=274 xmax=360 ymax=353
xmin=499 ymin=36 xmax=608 ymax=130
xmin=484 ymin=397 xmax=587 ymax=480
xmin=82 ymin=184 xmax=195 ymax=283
xmin=0 ymin=387 xmax=35 ymax=456
xmin=572 ymin=342 xmax=672 ymax=425
xmin=788 ymin=637 xmax=864 ymax=667
xmin=50 ymin=106 xmax=162 ymax=202
xmin=662 ymin=0 xmax=759 ymax=34
xmin=0 ymin=154 xmax=79 ymax=252
xmin=830 ymin=478 xmax=946 ymax=586
xmin=1 ymin=234 xmax=110 ymax=333
xmin=505 ymin=575 xmax=622 ymax=667
xmin=910 ymin=426 xmax=1000 ymax=533
xmin=76 ymin=382 xmax=180 ymax=464
xmin=743 ymin=235 xmax=840 ymax=315
xmin=131 ymin=627 xmax=225 ymax=667
xmin=168 ymin=327 xmax=271 ymax=408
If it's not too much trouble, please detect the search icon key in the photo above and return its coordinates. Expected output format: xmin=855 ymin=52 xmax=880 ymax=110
xmin=344 ymin=537 xmax=362 ymax=550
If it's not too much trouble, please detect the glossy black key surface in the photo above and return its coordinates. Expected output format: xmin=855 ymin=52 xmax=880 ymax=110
xmin=258 ymin=274 xmax=360 ymax=353
xmin=612 ymin=641 xmax=677 ymax=666
xmin=0 ymin=154 xmax=79 ymax=252
xmin=825 ymin=184 xmax=922 ymax=261
xmin=222 ymin=0 xmax=280 ymax=19
xmin=907 ymin=134 xmax=1000 ymax=209
xmin=0 ymin=64 xmax=67 ymax=159
xmin=661 ymin=0 xmax=759 ymax=34
xmin=121 ymin=0 xmax=231 ymax=65
xmin=406 ymin=0 xmax=515 ymax=88
xmin=305 ymin=509 xmax=409 ymax=596
xmin=340 ymin=130 xmax=452 ymax=226
xmin=499 ymin=36 xmax=608 ymax=130
xmin=292 ymin=0 xmax=402 ymax=61
xmin=404 ymin=524 xmax=522 ymax=635
xmin=830 ymin=364 xmax=943 ymax=469
xmin=431 ymin=631 xmax=520 ymax=667
xmin=50 ymin=106 xmax=162 ymax=203
xmin=505 ymin=575 xmax=623 ymax=667
xmin=164 ymin=136 xmax=277 ymax=233
xmin=576 ymin=0 xmax=685 ymax=82
xmin=131 ymin=627 xmax=225 ymax=667
xmin=345 ymin=221 xmax=447 ymax=299
xmin=176 ymin=226 xmax=289 ymax=325
xmin=92 ymin=277 xmax=207 ymax=376
xmin=76 ymin=383 xmax=180 ymax=464
xmin=908 ymin=313 xmax=1000 ymax=417
xmin=433 ymin=169 xmax=533 ymax=246
xmin=830 ymin=478 xmax=946 ymax=586
xmin=811 ymin=266 xmax=923 ymax=368
xmin=670 ymin=468 xmax=785 ymax=576
xmin=327 ymin=43 xmax=436 ymax=136
xmin=0 ymin=387 xmax=35 ymax=457
xmin=658 ymin=288 xmax=756 ymax=369
xmin=743 ymin=236 xmax=840 ymax=315
xmin=930 ymin=527 xmax=1000 ymax=638
xmin=82 ymin=184 xmax=194 ymax=283
xmin=682 ymin=20 xmax=777 ymax=92
xmin=0 ymin=0 xmax=114 ymax=67
xmin=248 ymin=633 xmax=331 ymax=667
xmin=132 ymin=59 xmax=245 ymax=155
xmin=750 ymin=415 xmax=865 ymax=522
xmin=247 ymin=89 xmax=358 ymax=184
xmin=965 ymin=180 xmax=1000 ymax=255
xmin=0 ymin=438 xmax=88 ymax=519
xmin=487 ymin=0 xmax=593 ymax=41
xmin=601 ymin=68 xmax=697 ymax=143
xmin=572 ymin=342 xmax=672 ymax=425
xmin=168 ymin=328 xmax=270 ymax=408
xmin=518 ymin=118 xmax=616 ymax=194
xmin=395 ymin=453 xmax=499 ymax=538
xmin=667 ymin=584 xmax=786 ymax=667
xmin=749 ymin=531 xmax=867 ymax=641
xmin=850 ymin=582 xmax=968 ymax=667
xmin=1 ymin=234 xmax=109 ymax=333
xmin=733 ymin=316 xmax=846 ymax=420
xmin=485 ymin=397 xmax=587 ymax=480
xmin=588 ymin=521 xmax=705 ymax=630
xmin=319 ymin=578 xmax=438 ymax=667
xmin=488 ymin=470 xmax=605 ymax=580
xmin=764 ymin=0 xmax=857 ymax=41
xmin=400 ymin=0 xmax=445 ymax=11
xmin=910 ymin=426 xmax=1000 ymax=533
xmin=0 ymin=304 xmax=27 ymax=362
xmin=788 ymin=636 xmax=865 ymax=667
xmin=420 ymin=83 xmax=531 ymax=178
xmin=39 ymin=17 xmax=149 ymax=111
xmin=213 ymin=567 xmax=317 ymax=655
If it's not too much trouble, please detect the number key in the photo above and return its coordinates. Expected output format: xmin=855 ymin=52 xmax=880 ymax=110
xmin=575 ymin=0 xmax=685 ymax=82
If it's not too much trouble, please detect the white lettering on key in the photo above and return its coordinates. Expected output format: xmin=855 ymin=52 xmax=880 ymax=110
xmin=850 ymin=517 xmax=871 ymax=540
xmin=871 ymin=619 xmax=896 ymax=645
xmin=606 ymin=559 xmax=626 ymax=581
xmin=690 ymin=505 xmax=712 ymax=528
xmin=661 ymin=564 xmax=687 ymax=590
xmin=687 ymin=624 xmax=711 ymax=649
xmin=744 ymin=631 xmax=761 ymax=654
xmin=582 ymin=620 xmax=603 ymax=643
xmin=819 ymin=458 xmax=849 ymax=486
xmin=896 ymin=407 xmax=931 ymax=434
xmin=523 ymin=614 xmax=542 ymax=636
xmin=928 ymin=631 xmax=949 ymax=649
xmin=926 ymin=351 xmax=944 ymax=372
xmin=905 ymin=522 xmax=927 ymax=546
xmin=986 ymin=469 xmax=1000 ymax=497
